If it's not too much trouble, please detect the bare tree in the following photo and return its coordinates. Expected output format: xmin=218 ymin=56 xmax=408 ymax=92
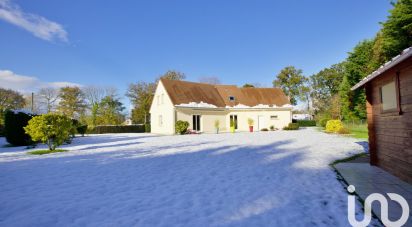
xmin=38 ymin=87 xmax=59 ymax=113
xmin=83 ymin=86 xmax=105 ymax=106
xmin=83 ymin=86 xmax=106 ymax=126
xmin=198 ymin=76 xmax=221 ymax=85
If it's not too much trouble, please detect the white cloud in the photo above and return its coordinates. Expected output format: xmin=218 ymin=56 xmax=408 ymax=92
xmin=0 ymin=70 xmax=81 ymax=93
xmin=0 ymin=0 xmax=68 ymax=42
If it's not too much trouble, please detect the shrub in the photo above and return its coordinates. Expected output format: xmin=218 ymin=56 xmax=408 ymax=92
xmin=0 ymin=124 xmax=4 ymax=137
xmin=24 ymin=114 xmax=73 ymax=151
xmin=297 ymin=120 xmax=316 ymax=127
xmin=214 ymin=119 xmax=220 ymax=129
xmin=70 ymin=119 xmax=79 ymax=138
xmin=292 ymin=119 xmax=297 ymax=123
xmin=283 ymin=123 xmax=300 ymax=130
xmin=145 ymin=123 xmax=151 ymax=133
xmin=77 ymin=125 xmax=87 ymax=136
xmin=337 ymin=127 xmax=350 ymax=134
xmin=269 ymin=125 xmax=275 ymax=131
xmin=88 ymin=125 xmax=145 ymax=134
xmin=325 ymin=120 xmax=344 ymax=133
xmin=260 ymin=128 xmax=269 ymax=131
xmin=319 ymin=118 xmax=330 ymax=128
xmin=247 ymin=118 xmax=254 ymax=126
xmin=4 ymin=110 xmax=35 ymax=146
xmin=175 ymin=120 xmax=189 ymax=135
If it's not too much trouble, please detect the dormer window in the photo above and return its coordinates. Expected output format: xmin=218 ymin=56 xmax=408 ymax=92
xmin=229 ymin=96 xmax=235 ymax=101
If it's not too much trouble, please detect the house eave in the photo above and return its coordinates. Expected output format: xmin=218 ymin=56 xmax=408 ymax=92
xmin=175 ymin=106 xmax=293 ymax=111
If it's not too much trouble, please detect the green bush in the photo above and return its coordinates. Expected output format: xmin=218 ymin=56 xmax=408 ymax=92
xmin=145 ymin=123 xmax=151 ymax=133
xmin=77 ymin=125 xmax=87 ymax=136
xmin=260 ymin=128 xmax=269 ymax=131
xmin=325 ymin=120 xmax=344 ymax=133
xmin=283 ymin=123 xmax=300 ymax=130
xmin=337 ymin=127 xmax=350 ymax=134
xmin=70 ymin=119 xmax=83 ymax=138
xmin=319 ymin=118 xmax=330 ymax=128
xmin=4 ymin=110 xmax=35 ymax=146
xmin=269 ymin=125 xmax=275 ymax=131
xmin=175 ymin=120 xmax=189 ymax=135
xmin=296 ymin=120 xmax=316 ymax=127
xmin=88 ymin=125 xmax=145 ymax=134
xmin=0 ymin=124 xmax=4 ymax=137
xmin=24 ymin=114 xmax=73 ymax=151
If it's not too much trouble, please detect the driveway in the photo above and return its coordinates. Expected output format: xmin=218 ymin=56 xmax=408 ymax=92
xmin=0 ymin=128 xmax=373 ymax=226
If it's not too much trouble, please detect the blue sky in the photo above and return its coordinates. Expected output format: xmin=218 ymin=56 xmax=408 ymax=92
xmin=0 ymin=0 xmax=392 ymax=110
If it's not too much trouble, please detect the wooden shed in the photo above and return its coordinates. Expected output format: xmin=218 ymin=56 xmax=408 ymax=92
xmin=352 ymin=47 xmax=412 ymax=183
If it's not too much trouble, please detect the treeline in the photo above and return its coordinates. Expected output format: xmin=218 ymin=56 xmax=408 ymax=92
xmin=0 ymin=85 xmax=125 ymax=127
xmin=274 ymin=0 xmax=412 ymax=121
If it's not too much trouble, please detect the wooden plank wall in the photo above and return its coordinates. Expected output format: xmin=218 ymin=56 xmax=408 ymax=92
xmin=367 ymin=56 xmax=412 ymax=183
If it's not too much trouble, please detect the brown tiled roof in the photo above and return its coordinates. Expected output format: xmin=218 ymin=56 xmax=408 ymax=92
xmin=160 ymin=78 xmax=290 ymax=108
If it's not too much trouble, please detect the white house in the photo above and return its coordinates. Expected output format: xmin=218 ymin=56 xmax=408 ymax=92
xmin=150 ymin=78 xmax=293 ymax=134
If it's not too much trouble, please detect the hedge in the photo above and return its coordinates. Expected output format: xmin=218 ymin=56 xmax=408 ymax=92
xmin=283 ymin=123 xmax=300 ymax=130
xmin=296 ymin=120 xmax=316 ymax=127
xmin=4 ymin=110 xmax=35 ymax=146
xmin=0 ymin=124 xmax=4 ymax=137
xmin=88 ymin=125 xmax=145 ymax=134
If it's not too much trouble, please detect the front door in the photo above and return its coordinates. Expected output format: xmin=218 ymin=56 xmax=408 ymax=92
xmin=193 ymin=115 xmax=201 ymax=131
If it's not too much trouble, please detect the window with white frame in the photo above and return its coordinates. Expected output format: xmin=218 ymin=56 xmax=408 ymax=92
xmin=380 ymin=81 xmax=397 ymax=111
xmin=157 ymin=95 xmax=160 ymax=105
xmin=161 ymin=94 xmax=164 ymax=104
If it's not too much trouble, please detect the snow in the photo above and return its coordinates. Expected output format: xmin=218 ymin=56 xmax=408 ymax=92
xmin=176 ymin=102 xmax=217 ymax=108
xmin=0 ymin=129 xmax=377 ymax=226
xmin=227 ymin=103 xmax=293 ymax=109
xmin=175 ymin=102 xmax=293 ymax=109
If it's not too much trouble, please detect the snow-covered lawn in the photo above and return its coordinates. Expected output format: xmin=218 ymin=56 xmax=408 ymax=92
xmin=0 ymin=128 xmax=369 ymax=226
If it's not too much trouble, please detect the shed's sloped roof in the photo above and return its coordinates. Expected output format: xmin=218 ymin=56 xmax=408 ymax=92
xmin=352 ymin=47 xmax=412 ymax=90
xmin=160 ymin=78 xmax=290 ymax=108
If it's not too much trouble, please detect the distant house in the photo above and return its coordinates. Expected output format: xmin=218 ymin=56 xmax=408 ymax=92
xmin=150 ymin=78 xmax=292 ymax=134
xmin=292 ymin=113 xmax=313 ymax=120
xmin=352 ymin=47 xmax=412 ymax=183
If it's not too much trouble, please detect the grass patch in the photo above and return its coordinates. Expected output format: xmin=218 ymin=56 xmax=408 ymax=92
xmin=28 ymin=149 xmax=68 ymax=155
xmin=330 ymin=153 xmax=368 ymax=166
xmin=344 ymin=123 xmax=368 ymax=139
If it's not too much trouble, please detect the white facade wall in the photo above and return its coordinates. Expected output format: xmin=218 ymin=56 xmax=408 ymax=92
xmin=175 ymin=108 xmax=292 ymax=133
xmin=176 ymin=108 xmax=228 ymax=133
xmin=149 ymin=81 xmax=176 ymax=134
xmin=224 ymin=109 xmax=292 ymax=131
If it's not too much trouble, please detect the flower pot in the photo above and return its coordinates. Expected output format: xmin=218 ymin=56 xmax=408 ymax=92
xmin=249 ymin=126 xmax=253 ymax=132
xmin=230 ymin=126 xmax=235 ymax=133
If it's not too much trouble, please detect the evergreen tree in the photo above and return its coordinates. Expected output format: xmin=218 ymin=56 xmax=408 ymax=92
xmin=381 ymin=0 xmax=412 ymax=60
